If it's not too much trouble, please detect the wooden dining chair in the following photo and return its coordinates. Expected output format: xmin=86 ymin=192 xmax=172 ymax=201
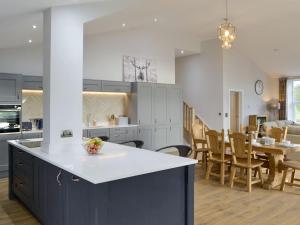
xmin=229 ymin=132 xmax=264 ymax=192
xmin=205 ymin=129 xmax=231 ymax=185
xmin=280 ymin=161 xmax=300 ymax=191
xmin=192 ymin=123 xmax=209 ymax=167
xmin=270 ymin=127 xmax=288 ymax=142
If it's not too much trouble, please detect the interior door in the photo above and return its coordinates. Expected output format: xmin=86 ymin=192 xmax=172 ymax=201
xmin=230 ymin=91 xmax=240 ymax=132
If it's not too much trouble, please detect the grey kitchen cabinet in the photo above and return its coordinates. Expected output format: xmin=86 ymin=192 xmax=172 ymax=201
xmin=0 ymin=133 xmax=21 ymax=178
xmin=109 ymin=127 xmax=138 ymax=143
xmin=152 ymin=84 xmax=168 ymax=125
xmin=0 ymin=73 xmax=22 ymax=103
xmin=167 ymin=125 xmax=183 ymax=146
xmin=21 ymin=132 xmax=42 ymax=139
xmin=129 ymin=82 xmax=183 ymax=150
xmin=22 ymin=76 xmax=43 ymax=90
xmin=83 ymin=79 xmax=101 ymax=92
xmin=152 ymin=125 xmax=168 ymax=150
xmin=64 ymin=172 xmax=93 ymax=225
xmin=45 ymin=163 xmax=65 ymax=225
xmin=167 ymin=86 xmax=183 ymax=125
xmin=88 ymin=128 xmax=110 ymax=139
xmin=101 ymin=81 xmax=131 ymax=93
xmin=138 ymin=126 xmax=153 ymax=150
xmin=130 ymin=83 xmax=153 ymax=125
xmin=109 ymin=128 xmax=127 ymax=143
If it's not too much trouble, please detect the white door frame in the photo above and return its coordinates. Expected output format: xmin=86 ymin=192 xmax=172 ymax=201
xmin=229 ymin=89 xmax=244 ymax=131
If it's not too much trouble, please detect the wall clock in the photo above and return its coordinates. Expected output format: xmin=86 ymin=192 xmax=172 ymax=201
xmin=255 ymin=80 xmax=264 ymax=95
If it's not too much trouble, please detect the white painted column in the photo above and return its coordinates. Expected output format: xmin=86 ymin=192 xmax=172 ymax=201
xmin=43 ymin=7 xmax=84 ymax=153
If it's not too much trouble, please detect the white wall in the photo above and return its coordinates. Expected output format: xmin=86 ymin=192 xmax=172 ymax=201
xmin=176 ymin=39 xmax=224 ymax=130
xmin=0 ymin=28 xmax=201 ymax=84
xmin=176 ymin=39 xmax=278 ymax=130
xmin=0 ymin=44 xmax=43 ymax=75
xmin=223 ymin=48 xmax=279 ymax=130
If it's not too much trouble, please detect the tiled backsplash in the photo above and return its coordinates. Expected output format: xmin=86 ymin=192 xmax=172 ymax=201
xmin=22 ymin=91 xmax=128 ymax=125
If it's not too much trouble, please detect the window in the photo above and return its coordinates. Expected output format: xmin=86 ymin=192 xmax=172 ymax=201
xmin=288 ymin=80 xmax=300 ymax=122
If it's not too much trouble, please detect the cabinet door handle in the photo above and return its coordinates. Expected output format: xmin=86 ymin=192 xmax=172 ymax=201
xmin=17 ymin=162 xmax=24 ymax=166
xmin=57 ymin=170 xmax=62 ymax=186
xmin=138 ymin=120 xmax=141 ymax=124
xmin=72 ymin=176 xmax=80 ymax=182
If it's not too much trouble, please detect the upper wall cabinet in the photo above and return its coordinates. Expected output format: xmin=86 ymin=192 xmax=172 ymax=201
xmin=101 ymin=81 xmax=131 ymax=93
xmin=22 ymin=76 xmax=43 ymax=90
xmin=83 ymin=79 xmax=101 ymax=92
xmin=0 ymin=73 xmax=22 ymax=104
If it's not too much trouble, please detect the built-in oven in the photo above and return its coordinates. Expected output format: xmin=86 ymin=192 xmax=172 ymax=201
xmin=0 ymin=105 xmax=21 ymax=133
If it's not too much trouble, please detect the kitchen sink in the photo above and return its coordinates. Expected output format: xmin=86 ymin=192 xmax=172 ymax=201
xmin=18 ymin=140 xmax=42 ymax=149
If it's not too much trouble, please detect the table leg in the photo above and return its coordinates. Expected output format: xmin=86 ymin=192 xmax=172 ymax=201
xmin=263 ymin=154 xmax=284 ymax=190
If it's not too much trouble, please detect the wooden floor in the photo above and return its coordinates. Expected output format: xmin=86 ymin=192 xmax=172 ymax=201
xmin=1 ymin=165 xmax=300 ymax=225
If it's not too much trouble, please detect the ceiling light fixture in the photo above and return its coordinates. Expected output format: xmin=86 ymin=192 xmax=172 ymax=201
xmin=218 ymin=0 xmax=236 ymax=49
xmin=154 ymin=18 xmax=158 ymax=23
xmin=122 ymin=23 xmax=126 ymax=28
xmin=28 ymin=39 xmax=32 ymax=44
xmin=180 ymin=50 xmax=185 ymax=54
xmin=32 ymin=25 xmax=37 ymax=29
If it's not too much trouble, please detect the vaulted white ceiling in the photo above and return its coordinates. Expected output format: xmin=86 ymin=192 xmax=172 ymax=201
xmin=0 ymin=0 xmax=299 ymax=76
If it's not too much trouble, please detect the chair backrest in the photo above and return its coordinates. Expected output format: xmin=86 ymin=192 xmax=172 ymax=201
xmin=155 ymin=145 xmax=192 ymax=157
xmin=119 ymin=140 xmax=144 ymax=148
xmin=192 ymin=123 xmax=207 ymax=149
xmin=205 ymin=130 xmax=225 ymax=158
xmin=270 ymin=127 xmax=287 ymax=142
xmin=229 ymin=132 xmax=252 ymax=165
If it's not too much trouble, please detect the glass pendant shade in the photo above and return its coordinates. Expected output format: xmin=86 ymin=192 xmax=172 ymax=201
xmin=218 ymin=19 xmax=236 ymax=49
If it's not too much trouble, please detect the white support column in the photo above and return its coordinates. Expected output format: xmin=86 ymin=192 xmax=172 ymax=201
xmin=43 ymin=7 xmax=84 ymax=153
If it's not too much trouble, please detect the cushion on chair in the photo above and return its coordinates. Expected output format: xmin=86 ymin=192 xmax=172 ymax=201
xmin=210 ymin=154 xmax=231 ymax=162
xmin=287 ymin=125 xmax=300 ymax=135
xmin=234 ymin=158 xmax=264 ymax=168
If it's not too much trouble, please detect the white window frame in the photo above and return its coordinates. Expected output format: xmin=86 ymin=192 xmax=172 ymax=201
xmin=291 ymin=79 xmax=300 ymax=122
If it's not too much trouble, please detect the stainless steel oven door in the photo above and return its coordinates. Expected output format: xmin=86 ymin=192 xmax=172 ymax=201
xmin=0 ymin=105 xmax=21 ymax=133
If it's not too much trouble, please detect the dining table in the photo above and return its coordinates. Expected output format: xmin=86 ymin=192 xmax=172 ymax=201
xmin=201 ymin=137 xmax=300 ymax=190
xmin=249 ymin=142 xmax=300 ymax=189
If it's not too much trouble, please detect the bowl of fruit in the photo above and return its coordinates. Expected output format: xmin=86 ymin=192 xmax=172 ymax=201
xmin=83 ymin=137 xmax=104 ymax=155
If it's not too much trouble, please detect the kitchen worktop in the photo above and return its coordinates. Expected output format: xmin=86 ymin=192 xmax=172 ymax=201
xmin=8 ymin=139 xmax=197 ymax=184
xmin=20 ymin=124 xmax=139 ymax=134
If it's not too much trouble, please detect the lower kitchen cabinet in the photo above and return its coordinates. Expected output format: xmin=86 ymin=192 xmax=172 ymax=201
xmin=64 ymin=172 xmax=93 ymax=225
xmin=152 ymin=126 xmax=168 ymax=150
xmin=9 ymin=146 xmax=92 ymax=225
xmin=167 ymin=125 xmax=183 ymax=146
xmin=0 ymin=133 xmax=21 ymax=178
xmin=138 ymin=127 xmax=153 ymax=150
xmin=45 ymin=163 xmax=64 ymax=225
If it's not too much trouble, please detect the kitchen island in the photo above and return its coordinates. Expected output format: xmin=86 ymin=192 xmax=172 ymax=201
xmin=8 ymin=139 xmax=197 ymax=225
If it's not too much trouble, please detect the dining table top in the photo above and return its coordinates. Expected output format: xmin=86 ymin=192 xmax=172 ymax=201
xmin=196 ymin=138 xmax=300 ymax=155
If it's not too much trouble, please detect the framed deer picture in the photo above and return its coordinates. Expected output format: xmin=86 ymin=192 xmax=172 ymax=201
xmin=123 ymin=56 xmax=157 ymax=83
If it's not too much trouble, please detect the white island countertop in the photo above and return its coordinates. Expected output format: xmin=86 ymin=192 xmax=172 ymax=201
xmin=8 ymin=140 xmax=197 ymax=184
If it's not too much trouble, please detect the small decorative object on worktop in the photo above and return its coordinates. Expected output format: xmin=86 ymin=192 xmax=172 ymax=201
xmin=123 ymin=55 xmax=157 ymax=83
xmin=108 ymin=114 xmax=117 ymax=125
xmin=83 ymin=137 xmax=104 ymax=155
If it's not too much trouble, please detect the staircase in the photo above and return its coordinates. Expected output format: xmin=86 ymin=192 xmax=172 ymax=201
xmin=183 ymin=101 xmax=209 ymax=146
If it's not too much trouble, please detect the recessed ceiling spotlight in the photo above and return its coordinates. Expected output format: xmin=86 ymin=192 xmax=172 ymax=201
xmin=122 ymin=23 xmax=126 ymax=28
xmin=180 ymin=50 xmax=185 ymax=54
xmin=154 ymin=18 xmax=158 ymax=23
xmin=32 ymin=25 xmax=37 ymax=29
xmin=28 ymin=39 xmax=32 ymax=44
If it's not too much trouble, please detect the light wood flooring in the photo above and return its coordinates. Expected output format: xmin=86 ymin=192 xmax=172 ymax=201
xmin=1 ymin=165 xmax=300 ymax=225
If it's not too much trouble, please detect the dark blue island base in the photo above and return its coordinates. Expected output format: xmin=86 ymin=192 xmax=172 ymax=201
xmin=9 ymin=145 xmax=195 ymax=225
